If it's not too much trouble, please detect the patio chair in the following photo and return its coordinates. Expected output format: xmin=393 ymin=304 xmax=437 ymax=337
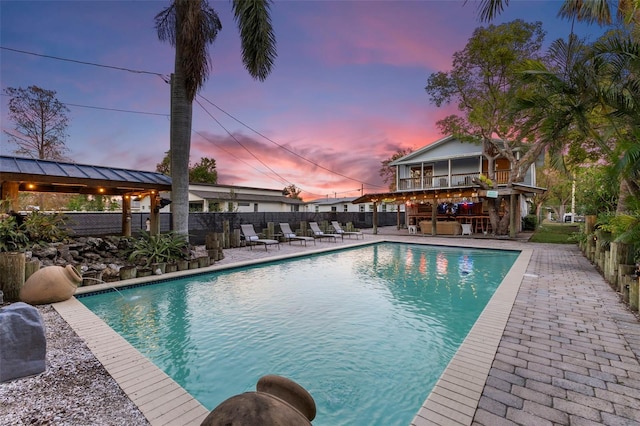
xmin=331 ymin=221 xmax=364 ymax=239
xmin=240 ymin=224 xmax=280 ymax=251
xmin=309 ymin=222 xmax=341 ymax=242
xmin=279 ymin=223 xmax=315 ymax=246
xmin=461 ymin=223 xmax=473 ymax=236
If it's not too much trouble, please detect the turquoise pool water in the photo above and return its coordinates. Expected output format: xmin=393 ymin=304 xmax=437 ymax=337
xmin=80 ymin=243 xmax=519 ymax=426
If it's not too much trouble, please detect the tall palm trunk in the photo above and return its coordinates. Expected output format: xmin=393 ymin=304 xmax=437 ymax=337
xmin=170 ymin=71 xmax=192 ymax=236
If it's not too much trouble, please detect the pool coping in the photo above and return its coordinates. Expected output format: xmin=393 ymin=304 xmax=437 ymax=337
xmin=53 ymin=237 xmax=531 ymax=426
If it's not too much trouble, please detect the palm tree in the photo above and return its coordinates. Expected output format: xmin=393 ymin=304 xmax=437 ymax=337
xmin=155 ymin=0 xmax=277 ymax=236
xmin=474 ymin=0 xmax=639 ymax=25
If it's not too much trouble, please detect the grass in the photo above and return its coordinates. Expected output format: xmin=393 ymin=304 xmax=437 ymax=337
xmin=529 ymin=222 xmax=581 ymax=244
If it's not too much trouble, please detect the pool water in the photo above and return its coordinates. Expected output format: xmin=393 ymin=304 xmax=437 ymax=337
xmin=80 ymin=243 xmax=519 ymax=426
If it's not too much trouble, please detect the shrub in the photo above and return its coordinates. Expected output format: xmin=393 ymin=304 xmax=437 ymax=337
xmin=522 ymin=215 xmax=537 ymax=231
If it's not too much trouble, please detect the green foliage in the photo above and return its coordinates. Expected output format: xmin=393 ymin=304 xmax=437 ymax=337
xmin=529 ymin=223 xmax=579 ymax=243
xmin=22 ymin=211 xmax=69 ymax=244
xmin=189 ymin=157 xmax=217 ymax=184
xmin=0 ymin=214 xmax=29 ymax=252
xmin=128 ymin=231 xmax=189 ymax=266
xmin=478 ymin=173 xmax=494 ymax=188
xmin=522 ymin=214 xmax=537 ymax=231
xmin=282 ymin=184 xmax=302 ymax=200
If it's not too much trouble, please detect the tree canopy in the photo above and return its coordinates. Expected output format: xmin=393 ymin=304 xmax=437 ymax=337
xmin=3 ymin=85 xmax=70 ymax=160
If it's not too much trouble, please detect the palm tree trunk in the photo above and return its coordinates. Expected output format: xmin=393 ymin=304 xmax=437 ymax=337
xmin=170 ymin=71 xmax=192 ymax=237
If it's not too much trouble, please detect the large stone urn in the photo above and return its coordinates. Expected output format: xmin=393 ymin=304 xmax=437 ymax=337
xmin=20 ymin=265 xmax=82 ymax=305
xmin=201 ymin=375 xmax=316 ymax=425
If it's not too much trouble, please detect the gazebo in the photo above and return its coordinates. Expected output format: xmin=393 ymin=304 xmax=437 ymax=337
xmin=0 ymin=156 xmax=172 ymax=236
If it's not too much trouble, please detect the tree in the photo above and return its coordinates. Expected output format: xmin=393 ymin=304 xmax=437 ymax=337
xmin=189 ymin=157 xmax=217 ymax=184
xmin=3 ymin=86 xmax=70 ymax=160
xmin=282 ymin=184 xmax=302 ymax=199
xmin=379 ymin=147 xmax=413 ymax=191
xmin=425 ymin=20 xmax=547 ymax=234
xmin=474 ymin=0 xmax=639 ymax=27
xmin=156 ymin=151 xmax=218 ymax=184
xmin=155 ymin=0 xmax=276 ymax=237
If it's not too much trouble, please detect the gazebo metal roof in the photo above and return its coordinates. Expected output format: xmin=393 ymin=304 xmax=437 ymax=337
xmin=0 ymin=156 xmax=172 ymax=196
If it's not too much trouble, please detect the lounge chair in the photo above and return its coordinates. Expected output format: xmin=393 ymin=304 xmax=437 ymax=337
xmin=331 ymin=221 xmax=364 ymax=239
xmin=309 ymin=222 xmax=341 ymax=242
xmin=279 ymin=223 xmax=315 ymax=246
xmin=240 ymin=224 xmax=280 ymax=251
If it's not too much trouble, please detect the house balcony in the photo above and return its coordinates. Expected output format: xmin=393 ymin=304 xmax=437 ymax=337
xmin=397 ymin=170 xmax=510 ymax=191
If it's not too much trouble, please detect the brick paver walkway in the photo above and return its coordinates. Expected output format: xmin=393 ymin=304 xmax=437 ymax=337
xmin=473 ymin=244 xmax=640 ymax=426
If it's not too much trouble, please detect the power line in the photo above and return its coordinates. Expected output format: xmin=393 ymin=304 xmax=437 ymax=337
xmin=0 ymin=46 xmax=169 ymax=81
xmin=195 ymin=98 xmax=292 ymax=188
xmin=3 ymin=45 xmax=381 ymax=194
xmin=198 ymin=94 xmax=384 ymax=189
xmin=65 ymin=102 xmax=169 ymax=117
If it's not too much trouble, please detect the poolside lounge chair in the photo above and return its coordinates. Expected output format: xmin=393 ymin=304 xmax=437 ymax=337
xmin=331 ymin=221 xmax=364 ymax=239
xmin=279 ymin=223 xmax=315 ymax=246
xmin=240 ymin=224 xmax=280 ymax=251
xmin=309 ymin=222 xmax=341 ymax=242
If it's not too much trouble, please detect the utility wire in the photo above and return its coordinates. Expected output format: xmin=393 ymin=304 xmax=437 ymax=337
xmin=0 ymin=46 xmax=169 ymax=81
xmin=198 ymin=94 xmax=384 ymax=189
xmin=3 ymin=46 xmax=380 ymax=193
xmin=65 ymin=102 xmax=169 ymax=116
xmin=195 ymin=99 xmax=292 ymax=187
xmin=194 ymin=101 xmax=327 ymax=198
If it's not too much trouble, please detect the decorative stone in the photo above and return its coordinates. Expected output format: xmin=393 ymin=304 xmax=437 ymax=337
xmin=201 ymin=375 xmax=316 ymax=426
xmin=20 ymin=265 xmax=82 ymax=305
xmin=0 ymin=302 xmax=46 ymax=382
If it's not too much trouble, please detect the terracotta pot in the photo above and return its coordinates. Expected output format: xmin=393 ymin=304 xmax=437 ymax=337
xmin=176 ymin=260 xmax=189 ymax=271
xmin=151 ymin=262 xmax=166 ymax=275
xmin=136 ymin=267 xmax=153 ymax=277
xmin=20 ymin=265 xmax=82 ymax=305
xmin=119 ymin=266 xmax=137 ymax=280
xmin=201 ymin=375 xmax=315 ymax=426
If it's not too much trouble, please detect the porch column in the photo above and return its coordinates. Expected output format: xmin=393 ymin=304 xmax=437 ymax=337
xmin=1 ymin=182 xmax=19 ymax=212
xmin=396 ymin=207 xmax=401 ymax=230
xmin=431 ymin=200 xmax=437 ymax=236
xmin=150 ymin=193 xmax=160 ymax=236
xmin=122 ymin=195 xmax=132 ymax=237
xmin=372 ymin=202 xmax=378 ymax=234
xmin=509 ymin=193 xmax=516 ymax=238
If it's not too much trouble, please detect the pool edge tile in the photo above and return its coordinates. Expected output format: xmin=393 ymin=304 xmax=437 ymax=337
xmin=52 ymin=298 xmax=210 ymax=426
xmin=410 ymin=248 xmax=532 ymax=426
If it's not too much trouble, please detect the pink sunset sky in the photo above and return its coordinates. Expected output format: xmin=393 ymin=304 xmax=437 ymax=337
xmin=1 ymin=1 xmax=604 ymax=200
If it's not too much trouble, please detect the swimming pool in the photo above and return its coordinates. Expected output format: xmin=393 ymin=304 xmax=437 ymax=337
xmin=80 ymin=243 xmax=519 ymax=425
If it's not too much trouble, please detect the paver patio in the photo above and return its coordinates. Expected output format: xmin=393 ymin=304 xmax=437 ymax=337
xmin=57 ymin=227 xmax=640 ymax=425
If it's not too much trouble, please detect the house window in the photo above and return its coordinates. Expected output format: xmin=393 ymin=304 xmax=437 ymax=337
xmin=382 ymin=204 xmax=387 ymax=212
xmin=315 ymin=205 xmax=319 ymax=212
xmin=343 ymin=204 xmax=348 ymax=212
xmin=359 ymin=205 xmax=365 ymax=212
xmin=254 ymin=203 xmax=258 ymax=212
xmin=291 ymin=205 xmax=299 ymax=212
xmin=189 ymin=202 xmax=203 ymax=212
xmin=368 ymin=204 xmax=375 ymax=212
xmin=331 ymin=206 xmax=337 ymax=212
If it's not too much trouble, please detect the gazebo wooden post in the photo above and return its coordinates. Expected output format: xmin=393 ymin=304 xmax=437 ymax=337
xmin=509 ymin=193 xmax=517 ymax=238
xmin=150 ymin=193 xmax=160 ymax=236
xmin=122 ymin=195 xmax=132 ymax=237
xmin=1 ymin=181 xmax=19 ymax=212
xmin=372 ymin=201 xmax=378 ymax=235
xmin=431 ymin=200 xmax=438 ymax=236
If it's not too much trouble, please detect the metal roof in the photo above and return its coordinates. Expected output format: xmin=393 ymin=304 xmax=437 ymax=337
xmin=0 ymin=156 xmax=172 ymax=196
xmin=190 ymin=189 xmax=304 ymax=204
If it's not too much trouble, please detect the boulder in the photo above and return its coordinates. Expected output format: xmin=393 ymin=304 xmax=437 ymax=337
xmin=0 ymin=302 xmax=46 ymax=382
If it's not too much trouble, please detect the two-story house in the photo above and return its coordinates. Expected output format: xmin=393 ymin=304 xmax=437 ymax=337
xmin=353 ymin=135 xmax=545 ymax=234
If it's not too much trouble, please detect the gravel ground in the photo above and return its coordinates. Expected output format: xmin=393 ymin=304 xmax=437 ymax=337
xmin=0 ymin=304 xmax=149 ymax=426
